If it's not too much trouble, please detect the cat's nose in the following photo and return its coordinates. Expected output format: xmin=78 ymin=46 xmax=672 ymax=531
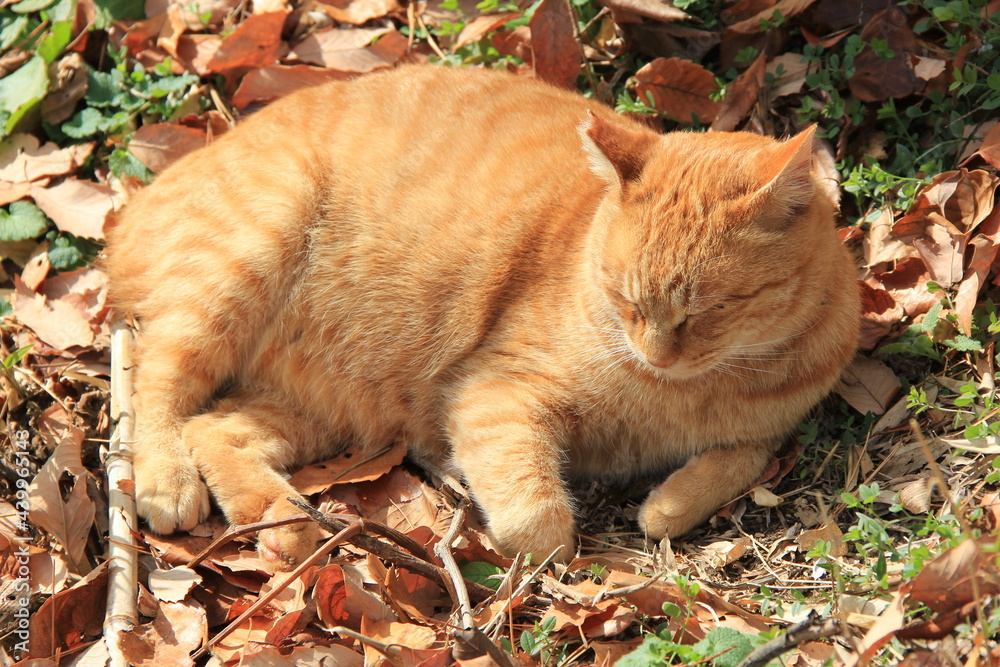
xmin=645 ymin=351 xmax=680 ymax=369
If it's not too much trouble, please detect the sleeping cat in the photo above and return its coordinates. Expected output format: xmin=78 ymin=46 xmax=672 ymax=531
xmin=104 ymin=64 xmax=860 ymax=569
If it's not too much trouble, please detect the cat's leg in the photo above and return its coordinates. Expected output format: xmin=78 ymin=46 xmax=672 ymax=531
xmin=131 ymin=319 xmax=235 ymax=535
xmin=448 ymin=379 xmax=575 ymax=561
xmin=637 ymin=438 xmax=779 ymax=538
xmin=180 ymin=393 xmax=330 ymax=570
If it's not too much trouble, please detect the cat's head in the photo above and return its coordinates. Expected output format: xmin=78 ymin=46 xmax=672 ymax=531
xmin=580 ymin=113 xmax=833 ymax=380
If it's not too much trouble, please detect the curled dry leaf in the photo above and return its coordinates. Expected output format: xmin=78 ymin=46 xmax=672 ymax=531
xmin=750 ymin=485 xmax=782 ymax=507
xmin=963 ymin=122 xmax=1000 ymax=170
xmin=118 ymin=600 xmax=208 ymax=666
xmin=858 ymin=282 xmax=904 ymax=350
xmin=129 ymin=124 xmax=208 ymax=172
xmin=27 ymin=429 xmax=96 ymax=571
xmin=909 ymin=537 xmax=1000 ymax=613
xmin=454 ymin=14 xmax=518 ymax=51
xmin=631 ymin=57 xmax=719 ymax=124
xmin=0 ymin=134 xmax=93 ymax=185
xmin=897 ymin=477 xmax=932 ymax=514
xmin=795 ymin=521 xmax=847 ymax=557
xmin=42 ymin=53 xmax=89 ymax=125
xmin=596 ymin=0 xmax=688 ymax=24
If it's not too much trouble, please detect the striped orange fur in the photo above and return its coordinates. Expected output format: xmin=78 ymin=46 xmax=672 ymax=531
xmin=104 ymin=65 xmax=860 ymax=569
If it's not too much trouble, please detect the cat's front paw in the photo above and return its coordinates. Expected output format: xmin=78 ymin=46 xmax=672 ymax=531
xmin=485 ymin=505 xmax=576 ymax=563
xmin=256 ymin=500 xmax=321 ymax=571
xmin=135 ymin=452 xmax=211 ymax=534
xmin=637 ymin=481 xmax=712 ymax=539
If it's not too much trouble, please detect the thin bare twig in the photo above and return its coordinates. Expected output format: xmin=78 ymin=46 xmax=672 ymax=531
xmin=288 ymin=497 xmax=495 ymax=603
xmin=193 ymin=521 xmax=364 ymax=660
xmin=434 ymin=498 xmax=474 ymax=630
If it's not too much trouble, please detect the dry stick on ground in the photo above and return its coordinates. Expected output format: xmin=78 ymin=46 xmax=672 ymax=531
xmin=192 ymin=521 xmax=365 ymax=660
xmin=432 ymin=499 xmax=520 ymax=667
xmin=104 ymin=321 xmax=139 ymax=667
xmin=186 ymin=514 xmax=316 ymax=568
xmin=735 ymin=611 xmax=842 ymax=667
xmin=434 ymin=498 xmax=474 ymax=629
xmin=288 ymin=497 xmax=496 ymax=604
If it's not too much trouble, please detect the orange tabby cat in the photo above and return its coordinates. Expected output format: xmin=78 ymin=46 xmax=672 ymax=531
xmin=105 ymin=65 xmax=860 ymax=569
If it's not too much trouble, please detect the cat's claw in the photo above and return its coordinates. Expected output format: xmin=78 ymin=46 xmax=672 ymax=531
xmin=135 ymin=458 xmax=211 ymax=534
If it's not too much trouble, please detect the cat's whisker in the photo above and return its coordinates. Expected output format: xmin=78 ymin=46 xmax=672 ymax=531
xmin=714 ymin=361 xmax=790 ymax=378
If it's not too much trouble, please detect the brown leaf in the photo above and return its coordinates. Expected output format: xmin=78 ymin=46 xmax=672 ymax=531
xmin=148 ymin=566 xmax=202 ymax=602
xmin=28 ymin=178 xmax=118 ymax=240
xmin=954 ymin=232 xmax=1000 ymax=334
xmin=912 ymin=215 xmax=965 ymax=287
xmin=847 ymin=8 xmax=919 ymax=102
xmin=848 ymin=592 xmax=906 ymax=666
xmin=795 ymin=521 xmax=846 ymax=556
xmin=29 ymin=562 xmax=109 ymax=659
xmin=909 ymin=537 xmax=1000 ymax=613
xmin=529 ymin=0 xmax=580 ymax=90
xmin=290 ymin=444 xmax=405 ymax=494
xmin=290 ymin=25 xmax=395 ymax=69
xmin=963 ymin=122 xmax=1000 ymax=170
xmin=863 ymin=208 xmax=917 ymax=267
xmin=42 ymin=53 xmax=90 ymax=125
xmin=129 ymin=124 xmax=208 ymax=172
xmin=765 ymin=52 xmax=810 ymax=97
xmin=632 ymin=57 xmax=719 ymax=124
xmin=711 ymin=50 xmax=765 ymax=131
xmin=174 ymin=34 xmax=222 ymax=75
xmin=20 ymin=242 xmax=50 ymax=291
xmin=11 ymin=275 xmax=95 ymax=350
xmin=26 ymin=428 xmax=96 ymax=572
xmin=835 ymin=356 xmax=901 ymax=415
xmin=858 ymin=282 xmax=904 ymax=350
xmin=0 ymin=134 xmax=93 ymax=184
xmin=206 ymin=11 xmax=288 ymax=73
xmin=874 ymin=258 xmax=938 ymax=319
xmin=232 ymin=65 xmax=351 ymax=110
xmin=455 ymin=13 xmax=518 ymax=51
xmin=596 ymin=0 xmax=688 ymax=23
xmin=121 ymin=600 xmax=208 ymax=667
xmin=314 ymin=0 xmax=401 ymax=25
xmin=727 ymin=0 xmax=816 ymax=33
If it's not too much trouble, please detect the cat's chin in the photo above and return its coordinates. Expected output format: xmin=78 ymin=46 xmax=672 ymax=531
xmin=640 ymin=358 xmax=712 ymax=380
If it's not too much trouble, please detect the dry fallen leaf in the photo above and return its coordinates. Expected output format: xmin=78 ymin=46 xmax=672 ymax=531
xmin=835 ymin=356 xmax=901 ymax=415
xmin=231 ymin=65 xmax=351 ymax=109
xmin=11 ymin=275 xmax=95 ymax=350
xmin=290 ymin=444 xmax=405 ymax=494
xmin=206 ymin=11 xmax=289 ymax=73
xmin=631 ymin=57 xmax=719 ymax=124
xmin=28 ymin=178 xmax=118 ymax=240
xmin=148 ymin=566 xmax=202 ymax=602
xmin=314 ymin=0 xmax=401 ymax=25
xmin=529 ymin=0 xmax=580 ymax=90
xmin=0 ymin=134 xmax=93 ymax=185
xmin=129 ymin=124 xmax=208 ymax=172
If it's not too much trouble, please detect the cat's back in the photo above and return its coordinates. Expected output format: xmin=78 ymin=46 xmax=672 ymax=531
xmin=105 ymin=66 xmax=613 ymax=316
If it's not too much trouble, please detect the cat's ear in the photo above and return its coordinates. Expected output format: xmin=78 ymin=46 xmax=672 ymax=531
xmin=579 ymin=111 xmax=657 ymax=189
xmin=748 ymin=125 xmax=816 ymax=227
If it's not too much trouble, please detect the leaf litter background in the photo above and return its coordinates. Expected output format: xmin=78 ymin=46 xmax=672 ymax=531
xmin=2 ymin=0 xmax=1000 ymax=664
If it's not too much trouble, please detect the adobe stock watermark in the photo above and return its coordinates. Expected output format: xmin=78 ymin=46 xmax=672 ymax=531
xmin=8 ymin=426 xmax=33 ymax=659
